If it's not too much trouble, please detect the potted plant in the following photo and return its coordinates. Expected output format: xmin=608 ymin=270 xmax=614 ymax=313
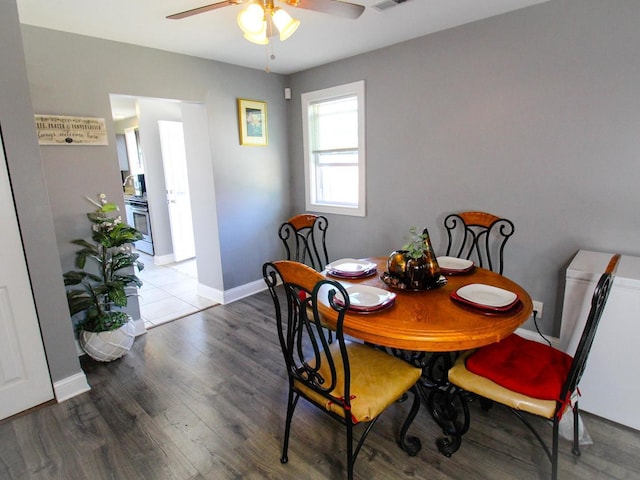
xmin=64 ymin=194 xmax=144 ymax=362
xmin=385 ymin=226 xmax=441 ymax=290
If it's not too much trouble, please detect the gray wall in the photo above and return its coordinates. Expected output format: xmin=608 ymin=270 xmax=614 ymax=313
xmin=0 ymin=0 xmax=82 ymax=382
xmin=287 ymin=0 xmax=640 ymax=337
xmin=14 ymin=22 xmax=290 ymax=382
xmin=8 ymin=0 xmax=640 ymax=388
xmin=20 ymin=25 xmax=291 ymax=292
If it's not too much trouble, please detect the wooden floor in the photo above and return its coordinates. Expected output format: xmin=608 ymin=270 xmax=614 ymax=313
xmin=2 ymin=290 xmax=639 ymax=480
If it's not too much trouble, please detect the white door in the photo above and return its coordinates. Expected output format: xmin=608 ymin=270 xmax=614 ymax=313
xmin=158 ymin=120 xmax=196 ymax=262
xmin=124 ymin=127 xmax=144 ymax=175
xmin=0 ymin=135 xmax=54 ymax=420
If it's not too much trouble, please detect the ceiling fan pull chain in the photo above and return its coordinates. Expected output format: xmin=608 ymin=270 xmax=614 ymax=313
xmin=265 ymin=42 xmax=275 ymax=72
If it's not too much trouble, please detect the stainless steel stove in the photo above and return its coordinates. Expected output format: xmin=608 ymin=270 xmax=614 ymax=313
xmin=124 ymin=195 xmax=154 ymax=255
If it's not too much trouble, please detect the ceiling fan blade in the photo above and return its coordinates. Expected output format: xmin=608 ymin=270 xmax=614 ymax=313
xmin=291 ymin=0 xmax=365 ymax=19
xmin=167 ymin=0 xmax=246 ymax=20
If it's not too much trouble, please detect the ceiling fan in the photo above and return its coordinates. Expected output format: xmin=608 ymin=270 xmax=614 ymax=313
xmin=166 ymin=0 xmax=366 ymax=21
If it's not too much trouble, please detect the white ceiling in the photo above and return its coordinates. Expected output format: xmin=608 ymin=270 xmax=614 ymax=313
xmin=17 ymin=0 xmax=549 ymax=76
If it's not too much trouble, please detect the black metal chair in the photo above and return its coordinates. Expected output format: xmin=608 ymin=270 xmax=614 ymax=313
xmin=278 ymin=213 xmax=334 ymax=342
xmin=278 ymin=214 xmax=329 ymax=271
xmin=447 ymin=254 xmax=620 ymax=480
xmin=263 ymin=260 xmax=423 ymax=480
xmin=443 ymin=211 xmax=515 ymax=274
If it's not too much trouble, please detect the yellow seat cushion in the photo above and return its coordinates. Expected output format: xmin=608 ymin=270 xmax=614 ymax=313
xmin=295 ymin=342 xmax=422 ymax=423
xmin=448 ymin=350 xmax=558 ymax=419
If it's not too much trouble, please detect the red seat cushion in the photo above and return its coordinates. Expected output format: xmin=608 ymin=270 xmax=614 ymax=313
xmin=465 ymin=334 xmax=573 ymax=401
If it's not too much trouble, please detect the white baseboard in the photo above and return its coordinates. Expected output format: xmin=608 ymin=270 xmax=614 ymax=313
xmin=196 ymin=279 xmax=266 ymax=305
xmin=54 ymin=371 xmax=91 ymax=402
xmin=132 ymin=317 xmax=146 ymax=336
xmin=196 ymin=283 xmax=224 ymax=304
xmin=221 ymin=279 xmax=266 ymax=304
xmin=154 ymin=253 xmax=175 ymax=266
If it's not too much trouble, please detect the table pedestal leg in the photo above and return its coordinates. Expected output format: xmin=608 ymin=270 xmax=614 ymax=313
xmin=384 ymin=349 xmax=471 ymax=456
xmin=424 ymin=382 xmax=470 ymax=456
xmin=397 ymin=385 xmax=423 ymax=456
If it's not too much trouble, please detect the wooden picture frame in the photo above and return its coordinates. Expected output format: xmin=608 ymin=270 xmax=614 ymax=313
xmin=238 ymin=98 xmax=268 ymax=146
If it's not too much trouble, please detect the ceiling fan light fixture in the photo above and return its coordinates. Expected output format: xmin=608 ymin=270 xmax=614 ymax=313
xmin=272 ymin=8 xmax=300 ymax=41
xmin=237 ymin=3 xmax=265 ymax=34
xmin=243 ymin=26 xmax=269 ymax=45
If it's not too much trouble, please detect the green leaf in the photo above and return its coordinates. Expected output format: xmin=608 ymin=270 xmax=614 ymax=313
xmin=100 ymin=202 xmax=119 ymax=213
xmin=106 ymin=282 xmax=128 ymax=307
xmin=401 ymin=226 xmax=427 ymax=260
xmin=66 ymin=290 xmax=96 ymax=316
xmin=63 ymin=271 xmax=86 ymax=285
xmin=113 ymin=273 xmax=143 ymax=289
xmin=70 ymin=238 xmax=97 ymax=249
xmin=64 ymin=194 xmax=143 ymax=332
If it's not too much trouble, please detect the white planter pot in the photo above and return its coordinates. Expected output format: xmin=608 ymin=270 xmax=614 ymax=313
xmin=79 ymin=319 xmax=136 ymax=362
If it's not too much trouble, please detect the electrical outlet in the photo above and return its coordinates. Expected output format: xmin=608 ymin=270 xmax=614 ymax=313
xmin=532 ymin=300 xmax=543 ymax=319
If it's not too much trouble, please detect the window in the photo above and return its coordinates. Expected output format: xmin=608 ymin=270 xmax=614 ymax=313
xmin=301 ymin=80 xmax=365 ymax=217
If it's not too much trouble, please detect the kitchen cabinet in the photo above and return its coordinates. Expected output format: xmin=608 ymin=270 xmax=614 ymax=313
xmin=124 ymin=127 xmax=144 ymax=174
xmin=559 ymin=250 xmax=640 ymax=430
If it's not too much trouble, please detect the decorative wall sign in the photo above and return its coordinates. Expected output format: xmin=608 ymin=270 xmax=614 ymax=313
xmin=237 ymin=99 xmax=268 ymax=146
xmin=34 ymin=115 xmax=108 ymax=145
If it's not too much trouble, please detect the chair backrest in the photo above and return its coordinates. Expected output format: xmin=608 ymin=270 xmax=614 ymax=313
xmin=278 ymin=214 xmax=329 ymax=271
xmin=559 ymin=254 xmax=620 ymax=413
xmin=444 ymin=211 xmax=515 ymax=274
xmin=263 ymin=260 xmax=352 ymax=412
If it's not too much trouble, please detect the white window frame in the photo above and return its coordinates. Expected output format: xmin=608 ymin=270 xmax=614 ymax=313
xmin=301 ymin=80 xmax=366 ymax=217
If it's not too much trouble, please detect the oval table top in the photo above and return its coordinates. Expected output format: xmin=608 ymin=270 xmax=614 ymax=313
xmin=324 ymin=257 xmax=532 ymax=352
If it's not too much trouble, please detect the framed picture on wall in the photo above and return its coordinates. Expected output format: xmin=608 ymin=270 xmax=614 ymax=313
xmin=238 ymin=98 xmax=268 ymax=146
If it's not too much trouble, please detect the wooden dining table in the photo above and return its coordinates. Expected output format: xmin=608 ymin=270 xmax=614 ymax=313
xmin=325 ymin=257 xmax=533 ymax=352
xmin=322 ymin=256 xmax=533 ymax=458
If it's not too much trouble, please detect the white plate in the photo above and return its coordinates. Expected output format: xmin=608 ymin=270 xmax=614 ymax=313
xmin=326 ymin=258 xmax=377 ymax=275
xmin=339 ymin=285 xmax=396 ymax=308
xmin=437 ymin=256 xmax=474 ymax=271
xmin=455 ymin=284 xmax=517 ymax=307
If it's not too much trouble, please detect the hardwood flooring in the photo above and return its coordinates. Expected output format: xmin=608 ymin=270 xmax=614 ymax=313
xmin=2 ymin=290 xmax=639 ymax=479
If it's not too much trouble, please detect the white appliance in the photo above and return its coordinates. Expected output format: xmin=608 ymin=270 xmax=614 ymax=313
xmin=559 ymin=250 xmax=640 ymax=430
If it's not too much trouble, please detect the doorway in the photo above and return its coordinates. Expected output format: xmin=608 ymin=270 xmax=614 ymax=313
xmin=110 ymin=94 xmax=218 ymax=327
xmin=158 ymin=119 xmax=196 ymax=262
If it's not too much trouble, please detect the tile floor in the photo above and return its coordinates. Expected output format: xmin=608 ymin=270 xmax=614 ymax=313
xmin=136 ymin=253 xmax=218 ymax=329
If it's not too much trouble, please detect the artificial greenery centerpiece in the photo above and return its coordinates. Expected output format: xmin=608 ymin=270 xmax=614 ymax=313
xmin=402 ymin=226 xmax=429 ymax=260
xmin=64 ymin=194 xmax=144 ymax=333
xmin=384 ymin=225 xmax=442 ymax=290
